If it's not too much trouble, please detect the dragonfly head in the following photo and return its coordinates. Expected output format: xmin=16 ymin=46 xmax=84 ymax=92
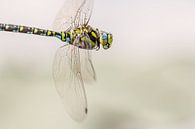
xmin=99 ymin=31 xmax=113 ymax=50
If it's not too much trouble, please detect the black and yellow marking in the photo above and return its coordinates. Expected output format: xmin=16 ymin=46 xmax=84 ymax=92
xmin=4 ymin=24 xmax=19 ymax=32
xmin=52 ymin=31 xmax=56 ymax=35
xmin=108 ymin=34 xmax=113 ymax=44
xmin=88 ymin=30 xmax=97 ymax=43
xmin=47 ymin=31 xmax=52 ymax=36
xmin=66 ymin=32 xmax=71 ymax=38
xmin=33 ymin=28 xmax=38 ymax=34
xmin=75 ymin=28 xmax=81 ymax=34
xmin=19 ymin=26 xmax=24 ymax=32
xmin=0 ymin=23 xmax=103 ymax=49
xmin=0 ymin=23 xmax=66 ymax=43
xmin=19 ymin=26 xmax=32 ymax=33
xmin=61 ymin=32 xmax=66 ymax=41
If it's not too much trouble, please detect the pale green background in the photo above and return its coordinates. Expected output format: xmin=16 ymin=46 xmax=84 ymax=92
xmin=1 ymin=0 xmax=195 ymax=129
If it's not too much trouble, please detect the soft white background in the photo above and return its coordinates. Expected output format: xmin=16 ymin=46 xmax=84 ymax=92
xmin=1 ymin=0 xmax=195 ymax=129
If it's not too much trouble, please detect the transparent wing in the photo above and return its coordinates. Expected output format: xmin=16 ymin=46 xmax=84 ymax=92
xmin=52 ymin=0 xmax=79 ymax=31
xmin=52 ymin=0 xmax=94 ymax=31
xmin=82 ymin=0 xmax=94 ymax=25
xmin=80 ymin=49 xmax=96 ymax=83
xmin=74 ymin=0 xmax=94 ymax=26
xmin=53 ymin=44 xmax=88 ymax=121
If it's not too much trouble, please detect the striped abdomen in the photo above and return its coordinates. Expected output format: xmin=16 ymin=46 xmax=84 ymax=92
xmin=0 ymin=23 xmax=100 ymax=50
xmin=0 ymin=23 xmax=62 ymax=40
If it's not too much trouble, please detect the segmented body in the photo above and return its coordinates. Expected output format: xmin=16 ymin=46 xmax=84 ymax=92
xmin=0 ymin=23 xmax=99 ymax=50
xmin=0 ymin=0 xmax=113 ymax=122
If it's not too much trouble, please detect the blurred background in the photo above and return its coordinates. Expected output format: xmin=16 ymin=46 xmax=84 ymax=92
xmin=1 ymin=0 xmax=195 ymax=129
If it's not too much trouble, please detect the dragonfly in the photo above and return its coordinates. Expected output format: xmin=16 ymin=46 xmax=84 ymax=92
xmin=0 ymin=0 xmax=113 ymax=121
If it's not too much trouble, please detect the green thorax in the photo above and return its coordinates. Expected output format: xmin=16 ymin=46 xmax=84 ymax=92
xmin=61 ymin=25 xmax=100 ymax=50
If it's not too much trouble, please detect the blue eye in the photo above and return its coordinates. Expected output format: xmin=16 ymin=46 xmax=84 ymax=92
xmin=102 ymin=33 xmax=108 ymax=40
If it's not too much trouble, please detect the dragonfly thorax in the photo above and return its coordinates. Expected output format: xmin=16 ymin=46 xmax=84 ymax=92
xmin=61 ymin=25 xmax=100 ymax=50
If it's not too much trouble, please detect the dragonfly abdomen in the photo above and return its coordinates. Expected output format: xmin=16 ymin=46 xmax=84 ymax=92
xmin=61 ymin=31 xmax=72 ymax=43
xmin=0 ymin=23 xmax=62 ymax=39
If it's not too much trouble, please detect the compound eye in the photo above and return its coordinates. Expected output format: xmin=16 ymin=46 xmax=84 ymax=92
xmin=102 ymin=33 xmax=108 ymax=40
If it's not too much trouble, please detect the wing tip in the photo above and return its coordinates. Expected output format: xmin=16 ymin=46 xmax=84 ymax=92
xmin=72 ymin=108 xmax=88 ymax=122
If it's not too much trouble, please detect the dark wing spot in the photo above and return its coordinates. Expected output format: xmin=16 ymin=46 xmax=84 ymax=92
xmin=85 ymin=108 xmax=88 ymax=114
